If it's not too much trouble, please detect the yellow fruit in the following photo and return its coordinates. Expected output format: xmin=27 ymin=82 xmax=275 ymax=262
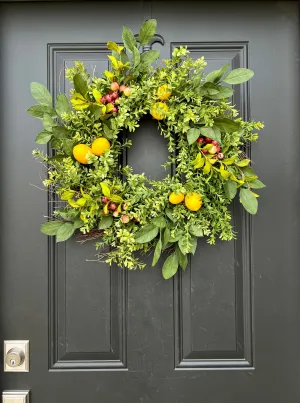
xmin=73 ymin=144 xmax=92 ymax=164
xmin=157 ymin=84 xmax=172 ymax=101
xmin=185 ymin=192 xmax=202 ymax=211
xmin=91 ymin=137 xmax=111 ymax=156
xmin=169 ymin=192 xmax=185 ymax=204
xmin=150 ymin=102 xmax=168 ymax=120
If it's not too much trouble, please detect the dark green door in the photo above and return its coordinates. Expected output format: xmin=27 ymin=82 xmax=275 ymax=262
xmin=1 ymin=1 xmax=299 ymax=402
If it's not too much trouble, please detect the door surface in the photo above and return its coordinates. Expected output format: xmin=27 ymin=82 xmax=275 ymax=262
xmin=0 ymin=1 xmax=299 ymax=402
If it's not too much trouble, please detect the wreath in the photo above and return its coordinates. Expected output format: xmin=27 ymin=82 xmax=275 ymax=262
xmin=29 ymin=20 xmax=264 ymax=279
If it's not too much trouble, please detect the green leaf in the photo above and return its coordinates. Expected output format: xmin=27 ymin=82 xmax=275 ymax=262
xmin=205 ymin=64 xmax=230 ymax=83
xmin=62 ymin=139 xmax=74 ymax=156
xmin=224 ymin=180 xmax=237 ymax=199
xmin=52 ymin=126 xmax=71 ymax=139
xmin=43 ymin=113 xmax=57 ymax=131
xmin=162 ymin=227 xmax=171 ymax=248
xmin=235 ymin=159 xmax=251 ymax=167
xmin=189 ymin=225 xmax=203 ymax=237
xmin=134 ymin=224 xmax=159 ymax=244
xmin=89 ymin=105 xmax=102 ymax=120
xmin=110 ymin=194 xmax=123 ymax=203
xmin=140 ymin=50 xmax=160 ymax=66
xmin=199 ymin=82 xmax=220 ymax=95
xmin=176 ymin=246 xmax=188 ymax=270
xmin=132 ymin=46 xmax=140 ymax=67
xmin=199 ymin=126 xmax=222 ymax=144
xmin=139 ymin=19 xmax=157 ymax=45
xmin=203 ymin=159 xmax=211 ymax=174
xmin=30 ymin=82 xmax=52 ymax=106
xmin=56 ymin=222 xmax=75 ymax=242
xmin=152 ymin=237 xmax=162 ymax=266
xmin=107 ymin=41 xmax=124 ymax=53
xmin=122 ymin=26 xmax=137 ymax=53
xmin=56 ymin=94 xmax=71 ymax=117
xmin=73 ymin=74 xmax=88 ymax=97
xmin=240 ymin=188 xmax=258 ymax=214
xmin=103 ymin=124 xmax=114 ymax=139
xmin=40 ymin=221 xmax=64 ymax=235
xmin=153 ymin=216 xmax=167 ymax=228
xmin=73 ymin=218 xmax=84 ymax=230
xmin=209 ymin=85 xmax=233 ymax=100
xmin=223 ymin=156 xmax=236 ymax=165
xmin=223 ymin=68 xmax=254 ymax=85
xmin=241 ymin=167 xmax=257 ymax=178
xmin=187 ymin=128 xmax=200 ymax=145
xmin=165 ymin=207 xmax=176 ymax=222
xmin=98 ymin=215 xmax=113 ymax=229
xmin=35 ymin=130 xmax=52 ymax=144
xmin=214 ymin=118 xmax=239 ymax=133
xmin=190 ymin=237 xmax=197 ymax=255
xmin=100 ymin=182 xmax=111 ymax=197
xmin=249 ymin=179 xmax=266 ymax=189
xmin=27 ymin=104 xmax=56 ymax=119
xmin=178 ymin=237 xmax=189 ymax=255
xmin=162 ymin=252 xmax=179 ymax=280
xmin=120 ymin=50 xmax=130 ymax=65
xmin=61 ymin=190 xmax=75 ymax=200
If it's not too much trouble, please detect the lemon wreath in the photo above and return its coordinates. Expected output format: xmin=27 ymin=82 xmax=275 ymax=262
xmin=29 ymin=20 xmax=264 ymax=279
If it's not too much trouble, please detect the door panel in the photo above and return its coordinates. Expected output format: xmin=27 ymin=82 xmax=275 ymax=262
xmin=0 ymin=1 xmax=299 ymax=402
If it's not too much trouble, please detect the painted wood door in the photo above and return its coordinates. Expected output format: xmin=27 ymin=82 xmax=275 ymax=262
xmin=0 ymin=1 xmax=299 ymax=402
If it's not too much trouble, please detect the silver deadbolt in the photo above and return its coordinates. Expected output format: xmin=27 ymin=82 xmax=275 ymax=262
xmin=5 ymin=347 xmax=25 ymax=368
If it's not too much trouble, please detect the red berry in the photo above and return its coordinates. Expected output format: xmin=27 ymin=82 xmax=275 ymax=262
xmin=111 ymin=91 xmax=118 ymax=100
xmin=113 ymin=210 xmax=119 ymax=217
xmin=196 ymin=137 xmax=204 ymax=143
xmin=218 ymin=153 xmax=224 ymax=159
xmin=100 ymin=96 xmax=106 ymax=104
xmin=212 ymin=140 xmax=218 ymax=146
xmin=208 ymin=145 xmax=218 ymax=155
xmin=101 ymin=197 xmax=109 ymax=203
xmin=110 ymin=82 xmax=119 ymax=91
xmin=111 ymin=107 xmax=118 ymax=114
xmin=121 ymin=214 xmax=130 ymax=223
xmin=202 ymin=149 xmax=208 ymax=154
xmin=216 ymin=146 xmax=221 ymax=153
xmin=105 ymin=94 xmax=113 ymax=102
xmin=205 ymin=138 xmax=212 ymax=143
xmin=109 ymin=203 xmax=117 ymax=211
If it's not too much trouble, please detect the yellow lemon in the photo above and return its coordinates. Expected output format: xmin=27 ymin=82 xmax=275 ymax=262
xmin=73 ymin=144 xmax=93 ymax=164
xmin=91 ymin=137 xmax=111 ymax=156
xmin=150 ymin=102 xmax=168 ymax=120
xmin=157 ymin=84 xmax=172 ymax=101
xmin=169 ymin=192 xmax=185 ymax=204
xmin=185 ymin=192 xmax=202 ymax=211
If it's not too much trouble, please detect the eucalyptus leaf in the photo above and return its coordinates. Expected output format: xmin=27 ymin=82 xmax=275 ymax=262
xmin=139 ymin=19 xmax=157 ymax=45
xmin=162 ymin=252 xmax=178 ymax=279
xmin=56 ymin=222 xmax=75 ymax=242
xmin=40 ymin=221 xmax=64 ymax=235
xmin=30 ymin=82 xmax=52 ymax=106
xmin=134 ymin=224 xmax=159 ymax=244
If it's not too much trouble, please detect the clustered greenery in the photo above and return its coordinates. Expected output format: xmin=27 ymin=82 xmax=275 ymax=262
xmin=29 ymin=20 xmax=264 ymax=279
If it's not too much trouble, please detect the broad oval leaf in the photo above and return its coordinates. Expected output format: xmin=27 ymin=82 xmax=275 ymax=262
xmin=152 ymin=237 xmax=162 ymax=266
xmin=249 ymin=179 xmax=266 ymax=189
xmin=100 ymin=182 xmax=111 ymax=197
xmin=153 ymin=216 xmax=167 ymax=228
xmin=162 ymin=252 xmax=179 ymax=280
xmin=73 ymin=74 xmax=88 ymax=96
xmin=235 ymin=159 xmax=251 ymax=167
xmin=176 ymin=246 xmax=188 ymax=270
xmin=41 ymin=221 xmax=64 ymax=235
xmin=139 ymin=19 xmax=157 ymax=45
xmin=122 ymin=26 xmax=137 ymax=53
xmin=165 ymin=208 xmax=176 ymax=222
xmin=56 ymin=94 xmax=71 ymax=117
xmin=240 ymin=188 xmax=258 ymax=214
xmin=56 ymin=222 xmax=75 ymax=242
xmin=140 ymin=50 xmax=160 ymax=67
xmin=224 ymin=180 xmax=237 ymax=199
xmin=214 ymin=118 xmax=239 ymax=133
xmin=134 ymin=224 xmax=159 ymax=244
xmin=162 ymin=227 xmax=171 ymax=248
xmin=27 ymin=104 xmax=56 ymax=119
xmin=205 ymin=64 xmax=230 ymax=83
xmin=60 ymin=190 xmax=75 ymax=200
xmin=187 ymin=128 xmax=200 ymax=145
xmin=43 ymin=113 xmax=57 ymax=132
xmin=52 ymin=126 xmax=71 ymax=139
xmin=209 ymin=85 xmax=233 ymax=100
xmin=35 ymin=130 xmax=52 ymax=144
xmin=30 ymin=82 xmax=52 ymax=106
xmin=223 ymin=68 xmax=254 ymax=85
xmin=98 ymin=215 xmax=113 ymax=230
xmin=189 ymin=225 xmax=203 ymax=237
xmin=132 ymin=46 xmax=141 ymax=67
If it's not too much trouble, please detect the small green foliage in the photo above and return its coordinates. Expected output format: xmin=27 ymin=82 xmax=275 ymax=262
xmin=29 ymin=20 xmax=264 ymax=279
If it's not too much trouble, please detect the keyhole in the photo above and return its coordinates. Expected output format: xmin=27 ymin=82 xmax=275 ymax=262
xmin=10 ymin=359 xmax=16 ymax=366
